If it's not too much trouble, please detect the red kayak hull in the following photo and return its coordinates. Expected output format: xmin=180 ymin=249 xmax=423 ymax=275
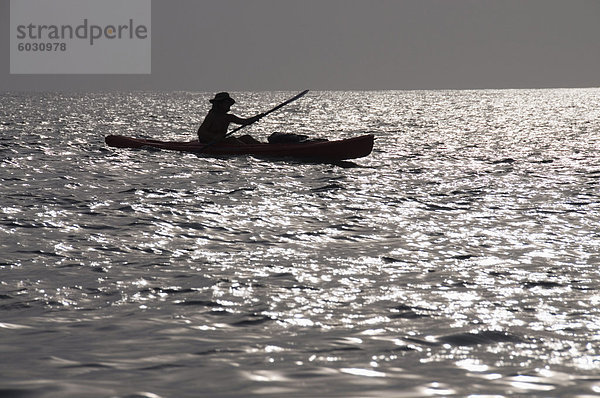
xmin=105 ymin=134 xmax=374 ymax=161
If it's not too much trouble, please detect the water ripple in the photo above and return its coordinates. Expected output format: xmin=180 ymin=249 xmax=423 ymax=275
xmin=1 ymin=89 xmax=600 ymax=397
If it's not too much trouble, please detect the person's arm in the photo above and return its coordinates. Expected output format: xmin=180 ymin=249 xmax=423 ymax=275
xmin=227 ymin=114 xmax=262 ymax=126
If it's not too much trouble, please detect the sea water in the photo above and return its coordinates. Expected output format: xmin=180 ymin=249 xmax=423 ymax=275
xmin=1 ymin=89 xmax=599 ymax=397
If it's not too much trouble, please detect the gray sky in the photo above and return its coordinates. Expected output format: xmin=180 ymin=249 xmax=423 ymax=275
xmin=1 ymin=0 xmax=599 ymax=91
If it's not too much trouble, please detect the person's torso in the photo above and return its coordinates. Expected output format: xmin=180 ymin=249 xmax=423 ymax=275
xmin=198 ymin=110 xmax=230 ymax=141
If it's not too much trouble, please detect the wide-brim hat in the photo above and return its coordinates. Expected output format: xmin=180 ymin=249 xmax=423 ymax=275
xmin=209 ymin=92 xmax=235 ymax=105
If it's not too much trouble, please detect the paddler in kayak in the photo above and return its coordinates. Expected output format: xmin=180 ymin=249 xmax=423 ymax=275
xmin=197 ymin=92 xmax=262 ymax=144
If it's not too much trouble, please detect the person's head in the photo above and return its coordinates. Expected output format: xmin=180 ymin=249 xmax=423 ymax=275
xmin=209 ymin=92 xmax=235 ymax=111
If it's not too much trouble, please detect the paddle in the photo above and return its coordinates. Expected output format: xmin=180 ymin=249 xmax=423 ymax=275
xmin=198 ymin=90 xmax=309 ymax=150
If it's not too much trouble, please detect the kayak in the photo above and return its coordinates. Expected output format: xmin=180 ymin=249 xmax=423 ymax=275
xmin=105 ymin=134 xmax=374 ymax=161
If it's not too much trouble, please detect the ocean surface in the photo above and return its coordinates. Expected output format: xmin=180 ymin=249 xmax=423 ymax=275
xmin=1 ymin=89 xmax=599 ymax=397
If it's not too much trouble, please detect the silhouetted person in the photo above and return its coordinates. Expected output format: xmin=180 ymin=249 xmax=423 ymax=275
xmin=197 ymin=92 xmax=262 ymax=144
